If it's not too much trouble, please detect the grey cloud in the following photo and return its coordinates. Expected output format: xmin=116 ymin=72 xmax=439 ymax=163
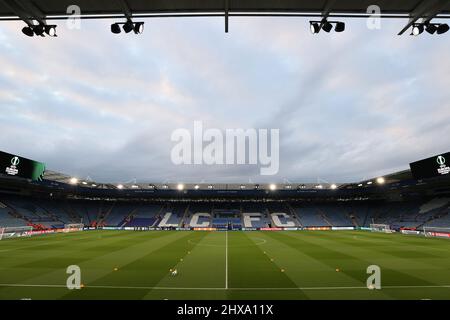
xmin=0 ymin=19 xmax=449 ymax=183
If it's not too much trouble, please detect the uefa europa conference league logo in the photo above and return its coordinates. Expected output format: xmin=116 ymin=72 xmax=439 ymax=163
xmin=436 ymin=155 xmax=450 ymax=175
xmin=5 ymin=156 xmax=20 ymax=176
xmin=171 ymin=121 xmax=279 ymax=175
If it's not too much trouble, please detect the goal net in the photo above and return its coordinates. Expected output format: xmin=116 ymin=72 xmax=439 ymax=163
xmin=423 ymin=226 xmax=450 ymax=239
xmin=0 ymin=226 xmax=33 ymax=240
xmin=370 ymin=224 xmax=392 ymax=233
xmin=63 ymin=223 xmax=84 ymax=233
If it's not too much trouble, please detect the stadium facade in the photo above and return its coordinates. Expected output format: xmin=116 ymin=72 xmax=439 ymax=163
xmin=1 ymin=158 xmax=449 ymax=235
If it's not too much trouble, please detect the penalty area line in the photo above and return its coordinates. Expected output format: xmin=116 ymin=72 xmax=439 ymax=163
xmin=1 ymin=284 xmax=450 ymax=290
xmin=225 ymin=230 xmax=228 ymax=290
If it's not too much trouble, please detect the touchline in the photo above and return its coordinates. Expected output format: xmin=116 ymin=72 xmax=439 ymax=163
xmin=171 ymin=121 xmax=279 ymax=175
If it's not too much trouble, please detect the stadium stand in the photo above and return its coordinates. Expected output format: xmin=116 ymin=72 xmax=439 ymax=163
xmin=1 ymin=192 xmax=450 ymax=231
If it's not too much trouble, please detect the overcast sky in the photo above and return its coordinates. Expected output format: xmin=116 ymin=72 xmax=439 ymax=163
xmin=0 ymin=17 xmax=449 ymax=184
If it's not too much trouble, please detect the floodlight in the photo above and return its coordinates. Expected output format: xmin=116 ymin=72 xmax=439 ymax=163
xmin=45 ymin=25 xmax=57 ymax=37
xmin=335 ymin=22 xmax=345 ymax=32
xmin=437 ymin=23 xmax=450 ymax=34
xmin=310 ymin=22 xmax=320 ymax=34
xmin=111 ymin=23 xmax=121 ymax=34
xmin=194 ymin=185 xmax=200 ymax=190
xmin=367 ymin=181 xmax=373 ymax=185
xmin=426 ymin=23 xmax=438 ymax=34
xmin=376 ymin=177 xmax=385 ymax=185
xmin=22 ymin=26 xmax=34 ymax=37
xmin=269 ymin=184 xmax=277 ymax=191
xmin=322 ymin=21 xmax=333 ymax=33
xmin=33 ymin=24 xmax=45 ymax=36
xmin=117 ymin=184 xmax=124 ymax=189
xmin=69 ymin=177 xmax=78 ymax=185
xmin=177 ymin=184 xmax=184 ymax=191
xmin=123 ymin=20 xmax=134 ymax=33
xmin=134 ymin=22 xmax=144 ymax=34
xmin=412 ymin=24 xmax=424 ymax=36
xmin=331 ymin=184 xmax=337 ymax=190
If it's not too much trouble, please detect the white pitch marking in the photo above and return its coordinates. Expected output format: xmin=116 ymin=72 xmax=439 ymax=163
xmin=225 ymin=230 xmax=228 ymax=290
xmin=187 ymin=237 xmax=266 ymax=247
xmin=1 ymin=283 xmax=449 ymax=291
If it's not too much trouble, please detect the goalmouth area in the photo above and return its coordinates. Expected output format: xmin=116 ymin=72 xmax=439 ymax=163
xmin=0 ymin=230 xmax=449 ymax=300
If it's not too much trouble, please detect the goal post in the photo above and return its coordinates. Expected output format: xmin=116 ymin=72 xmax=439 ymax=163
xmin=370 ymin=224 xmax=392 ymax=233
xmin=0 ymin=226 xmax=33 ymax=240
xmin=423 ymin=226 xmax=450 ymax=239
xmin=63 ymin=223 xmax=84 ymax=233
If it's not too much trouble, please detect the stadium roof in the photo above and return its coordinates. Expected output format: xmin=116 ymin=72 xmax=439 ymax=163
xmin=1 ymin=1 xmax=450 ymax=35
xmin=1 ymin=0 xmax=450 ymax=17
xmin=40 ymin=169 xmax=403 ymax=191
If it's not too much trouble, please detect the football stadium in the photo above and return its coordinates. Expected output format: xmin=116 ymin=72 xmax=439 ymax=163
xmin=1 ymin=0 xmax=450 ymax=308
xmin=1 ymin=151 xmax=450 ymax=300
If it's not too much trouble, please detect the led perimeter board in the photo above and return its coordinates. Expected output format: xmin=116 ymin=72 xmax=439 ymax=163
xmin=409 ymin=152 xmax=450 ymax=180
xmin=0 ymin=150 xmax=46 ymax=181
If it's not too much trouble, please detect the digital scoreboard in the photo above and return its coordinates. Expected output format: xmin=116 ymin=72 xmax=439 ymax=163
xmin=409 ymin=152 xmax=450 ymax=180
xmin=0 ymin=151 xmax=46 ymax=181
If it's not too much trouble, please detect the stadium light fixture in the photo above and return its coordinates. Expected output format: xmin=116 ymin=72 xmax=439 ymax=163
xmin=426 ymin=23 xmax=438 ymax=34
xmin=310 ymin=22 xmax=320 ymax=34
xmin=22 ymin=24 xmax=58 ymax=37
xmin=194 ymin=185 xmax=200 ymax=190
xmin=316 ymin=185 xmax=323 ymax=189
xmin=69 ymin=177 xmax=78 ymax=185
xmin=131 ymin=185 xmax=139 ymax=189
xmin=269 ymin=184 xmax=277 ymax=191
xmin=117 ymin=184 xmax=124 ymax=189
xmin=412 ymin=23 xmax=424 ymax=36
xmin=376 ymin=177 xmax=385 ymax=185
xmin=44 ymin=25 xmax=57 ymax=37
xmin=358 ymin=183 xmax=363 ymax=187
xmin=134 ymin=22 xmax=144 ymax=34
xmin=123 ymin=20 xmax=134 ymax=33
xmin=177 ymin=184 xmax=184 ymax=191
xmin=207 ymin=185 xmax=214 ymax=189
xmin=111 ymin=23 xmax=121 ymax=34
xmin=82 ymin=181 xmax=88 ymax=185
xmin=310 ymin=20 xmax=345 ymax=34
xmin=330 ymin=184 xmax=337 ymax=190
xmin=111 ymin=20 xmax=145 ymax=34
xmin=322 ymin=21 xmax=333 ymax=33
xmin=240 ymin=185 xmax=246 ymax=189
xmin=335 ymin=22 xmax=346 ymax=33
xmin=22 ymin=26 xmax=34 ymax=37
xmin=411 ymin=22 xmax=449 ymax=36
xmin=91 ymin=184 xmax=97 ymax=187
xmin=33 ymin=24 xmax=45 ymax=36
xmin=367 ymin=181 xmax=373 ymax=185
xmin=437 ymin=23 xmax=450 ymax=34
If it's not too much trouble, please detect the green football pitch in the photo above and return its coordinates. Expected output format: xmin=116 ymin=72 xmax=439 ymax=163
xmin=0 ymin=230 xmax=449 ymax=300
